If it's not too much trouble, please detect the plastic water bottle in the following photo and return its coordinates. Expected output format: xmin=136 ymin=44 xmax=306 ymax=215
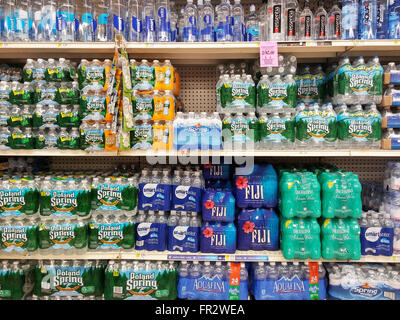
xmin=231 ymin=0 xmax=244 ymax=41
xmin=177 ymin=8 xmax=184 ymax=41
xmin=388 ymin=0 xmax=400 ymax=39
xmin=299 ymin=0 xmax=313 ymax=40
xmin=359 ymin=0 xmax=377 ymax=39
xmin=3 ymin=0 xmax=15 ymax=41
xmin=268 ymin=0 xmax=285 ymax=41
xmin=109 ymin=0 xmax=126 ymax=40
xmin=170 ymin=1 xmax=178 ymax=41
xmin=314 ymin=0 xmax=327 ymax=40
xmin=29 ymin=0 xmax=43 ymax=41
xmin=56 ymin=0 xmax=75 ymax=42
xmin=328 ymin=0 xmax=342 ymax=40
xmin=156 ymin=0 xmax=170 ymax=42
xmin=285 ymin=0 xmax=299 ymax=41
xmin=245 ymin=5 xmax=259 ymax=41
xmin=183 ymin=0 xmax=198 ymax=42
xmin=215 ymin=0 xmax=232 ymax=41
xmin=128 ymin=0 xmax=141 ymax=42
xmin=198 ymin=0 xmax=214 ymax=42
xmin=42 ymin=0 xmax=57 ymax=41
xmin=342 ymin=0 xmax=359 ymax=39
xmin=177 ymin=261 xmax=189 ymax=299
xmin=14 ymin=0 xmax=29 ymax=41
xmin=377 ymin=0 xmax=388 ymax=39
xmin=78 ymin=0 xmax=94 ymax=42
xmin=95 ymin=0 xmax=109 ymax=42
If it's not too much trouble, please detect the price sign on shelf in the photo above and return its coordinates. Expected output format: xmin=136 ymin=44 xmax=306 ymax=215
xmin=259 ymin=41 xmax=278 ymax=67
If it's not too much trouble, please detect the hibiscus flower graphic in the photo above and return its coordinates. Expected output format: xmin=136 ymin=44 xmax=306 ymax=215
xmin=203 ymin=227 xmax=214 ymax=238
xmin=204 ymin=200 xmax=215 ymax=210
xmin=204 ymin=163 xmax=212 ymax=169
xmin=242 ymin=221 xmax=255 ymax=234
xmin=236 ymin=176 xmax=248 ymax=190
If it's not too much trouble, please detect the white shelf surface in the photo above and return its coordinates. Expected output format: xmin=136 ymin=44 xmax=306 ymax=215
xmin=1 ymin=149 xmax=399 ymax=158
xmin=1 ymin=250 xmax=399 ymax=263
xmin=0 ymin=40 xmax=399 ymax=61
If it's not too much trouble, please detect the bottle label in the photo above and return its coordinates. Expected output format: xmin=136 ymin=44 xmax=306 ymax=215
xmin=99 ymin=13 xmax=108 ymax=25
xmin=135 ymin=222 xmax=167 ymax=251
xmin=304 ymin=15 xmax=312 ymax=37
xmin=39 ymin=222 xmax=86 ymax=250
xmin=203 ymin=164 xmax=231 ymax=181
xmin=0 ymin=225 xmax=37 ymax=252
xmin=273 ymin=5 xmax=282 ymax=34
xmin=259 ymin=116 xmax=295 ymax=144
xmin=167 ymin=225 xmax=200 ymax=252
xmin=295 ymin=109 xmax=337 ymax=144
xmin=82 ymin=13 xmax=92 ymax=24
xmin=158 ymin=7 xmax=168 ymax=32
xmin=246 ymin=26 xmax=259 ymax=41
xmin=287 ymin=8 xmax=296 ymax=37
xmin=94 ymin=182 xmax=137 ymax=211
xmin=337 ymin=111 xmax=379 ymax=143
xmin=139 ymin=183 xmax=171 ymax=211
xmin=392 ymin=89 xmax=400 ymax=106
xmin=200 ymin=224 xmax=236 ymax=253
xmin=131 ymin=123 xmax=153 ymax=150
xmin=56 ymin=11 xmax=74 ymax=31
xmin=318 ymin=14 xmax=326 ymax=37
xmin=295 ymin=73 xmax=326 ymax=104
xmin=228 ymin=262 xmax=241 ymax=300
xmin=361 ymin=226 xmax=394 ymax=256
xmin=202 ymin=190 xmax=235 ymax=222
xmin=113 ymin=14 xmax=124 ymax=31
xmin=0 ymin=132 xmax=10 ymax=150
xmin=387 ymin=114 xmax=400 ymax=128
xmin=81 ymin=95 xmax=107 ymax=121
xmin=0 ymin=188 xmax=35 ymax=217
xmin=172 ymin=185 xmax=202 ymax=212
xmin=89 ymin=222 xmax=135 ymax=250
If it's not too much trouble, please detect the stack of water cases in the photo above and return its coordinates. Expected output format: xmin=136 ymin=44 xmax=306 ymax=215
xmin=0 ymin=168 xmax=138 ymax=255
xmin=326 ymin=263 xmax=400 ymax=300
xmin=136 ymin=166 xmax=202 ymax=252
xmin=279 ymin=166 xmax=362 ymax=260
xmin=177 ymin=261 xmax=249 ymax=300
xmin=250 ymin=262 xmax=327 ymax=300
xmin=0 ymin=260 xmax=34 ymax=300
xmin=128 ymin=59 xmax=178 ymax=151
xmin=382 ymin=62 xmax=400 ymax=149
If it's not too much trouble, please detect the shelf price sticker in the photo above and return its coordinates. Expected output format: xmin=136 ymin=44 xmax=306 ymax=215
xmin=308 ymin=262 xmax=320 ymax=300
xmin=228 ymin=262 xmax=241 ymax=300
xmin=260 ymin=41 xmax=278 ymax=67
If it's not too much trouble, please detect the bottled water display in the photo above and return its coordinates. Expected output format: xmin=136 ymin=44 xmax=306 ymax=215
xmin=0 ymin=260 xmax=33 ymax=300
xmin=326 ymin=263 xmax=400 ymax=300
xmin=104 ymin=260 xmax=178 ymax=300
xmin=177 ymin=261 xmax=248 ymax=300
xmin=251 ymin=262 xmax=327 ymax=300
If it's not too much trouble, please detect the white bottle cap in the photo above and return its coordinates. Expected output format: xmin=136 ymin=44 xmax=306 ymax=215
xmin=250 ymin=4 xmax=255 ymax=12
xmin=198 ymin=0 xmax=203 ymax=5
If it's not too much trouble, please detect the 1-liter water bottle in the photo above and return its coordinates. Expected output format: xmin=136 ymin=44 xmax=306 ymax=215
xmin=198 ymin=0 xmax=214 ymax=42
xmin=57 ymin=0 xmax=76 ymax=42
xmin=231 ymin=0 xmax=244 ymax=41
xmin=156 ymin=0 xmax=170 ymax=42
xmin=183 ymin=0 xmax=198 ymax=42
xmin=285 ymin=0 xmax=299 ymax=41
xmin=268 ymin=0 xmax=285 ymax=41
xmin=342 ymin=0 xmax=358 ymax=39
xmin=128 ymin=0 xmax=141 ymax=42
xmin=95 ymin=0 xmax=109 ymax=42
xmin=328 ymin=0 xmax=342 ymax=40
xmin=109 ymin=0 xmax=126 ymax=40
xmin=300 ymin=0 xmax=313 ymax=40
xmin=376 ymin=0 xmax=388 ymax=39
xmin=78 ymin=0 xmax=94 ymax=42
xmin=29 ymin=0 xmax=43 ymax=41
xmin=388 ymin=0 xmax=400 ymax=39
xmin=245 ymin=4 xmax=259 ymax=41
xmin=142 ymin=0 xmax=156 ymax=42
xmin=359 ymin=0 xmax=377 ymax=39
xmin=14 ymin=0 xmax=29 ymax=41
xmin=314 ymin=0 xmax=327 ymax=40
xmin=215 ymin=0 xmax=232 ymax=41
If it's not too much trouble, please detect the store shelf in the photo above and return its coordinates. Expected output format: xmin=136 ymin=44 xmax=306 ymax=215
xmin=2 ymin=149 xmax=400 ymax=158
xmin=1 ymin=250 xmax=399 ymax=263
xmin=0 ymin=40 xmax=399 ymax=62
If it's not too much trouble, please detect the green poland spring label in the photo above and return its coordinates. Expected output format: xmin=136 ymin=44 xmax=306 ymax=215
xmin=132 ymin=95 xmax=154 ymax=120
xmin=259 ymin=116 xmax=295 ymax=144
xmin=295 ymin=74 xmax=326 ymax=104
xmin=131 ymin=123 xmax=153 ymax=150
xmin=258 ymin=83 xmax=297 ymax=109
xmin=40 ymin=189 xmax=91 ymax=218
xmin=296 ymin=110 xmax=337 ymax=144
xmin=337 ymin=64 xmax=383 ymax=97
xmin=38 ymin=223 xmax=87 ymax=251
xmin=79 ymin=66 xmax=106 ymax=90
xmin=0 ymin=187 xmax=39 ymax=217
xmin=80 ymin=128 xmax=106 ymax=151
xmin=104 ymin=268 xmax=177 ymax=300
xmin=80 ymin=95 xmax=108 ymax=122
xmin=221 ymin=82 xmax=256 ymax=109
xmin=34 ymin=264 xmax=105 ymax=297
xmin=92 ymin=182 xmax=138 ymax=211
xmin=0 ymin=225 xmax=38 ymax=253
xmin=88 ymin=222 xmax=135 ymax=250
xmin=337 ymin=111 xmax=380 ymax=143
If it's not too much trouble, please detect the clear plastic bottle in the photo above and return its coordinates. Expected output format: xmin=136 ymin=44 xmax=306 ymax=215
xmin=299 ymin=0 xmax=313 ymax=41
xmin=78 ymin=0 xmax=94 ymax=42
xmin=342 ymin=0 xmax=359 ymax=39
xmin=285 ymin=0 xmax=299 ymax=41
xmin=109 ymin=0 xmax=127 ymax=39
xmin=359 ymin=0 xmax=377 ymax=40
xmin=156 ymin=0 xmax=170 ymax=42
xmin=328 ymin=0 xmax=342 ymax=40
xmin=128 ymin=0 xmax=141 ymax=42
xmin=245 ymin=4 xmax=259 ymax=41
xmin=14 ymin=0 xmax=29 ymax=42
xmin=215 ymin=0 xmax=232 ymax=42
xmin=29 ymin=0 xmax=44 ymax=41
xmin=183 ymin=0 xmax=198 ymax=42
xmin=314 ymin=0 xmax=327 ymax=40
xmin=198 ymin=0 xmax=214 ymax=42
xmin=231 ymin=0 xmax=244 ymax=42
xmin=56 ymin=0 xmax=76 ymax=42
xmin=388 ymin=0 xmax=400 ymax=39
xmin=95 ymin=0 xmax=110 ymax=42
xmin=169 ymin=1 xmax=179 ymax=41
xmin=268 ymin=0 xmax=285 ymax=41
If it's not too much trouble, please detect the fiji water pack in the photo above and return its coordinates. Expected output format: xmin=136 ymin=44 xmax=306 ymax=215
xmin=251 ymin=262 xmax=327 ymax=300
xmin=178 ymin=261 xmax=248 ymax=300
xmin=280 ymin=218 xmax=321 ymax=260
xmin=321 ymin=218 xmax=361 ymax=260
xmin=104 ymin=261 xmax=178 ymax=300
xmin=202 ymin=190 xmax=235 ymax=222
xmin=279 ymin=171 xmax=322 ymax=219
xmin=200 ymin=222 xmax=237 ymax=254
xmin=234 ymin=164 xmax=278 ymax=209
xmin=319 ymin=171 xmax=362 ymax=219
xmin=135 ymin=211 xmax=167 ymax=252
xmin=237 ymin=208 xmax=280 ymax=251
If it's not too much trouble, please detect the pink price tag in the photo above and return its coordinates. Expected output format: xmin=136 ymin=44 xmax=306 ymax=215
xmin=260 ymin=41 xmax=279 ymax=67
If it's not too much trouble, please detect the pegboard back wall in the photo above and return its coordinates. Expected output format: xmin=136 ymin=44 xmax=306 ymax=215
xmin=50 ymin=156 xmax=388 ymax=183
